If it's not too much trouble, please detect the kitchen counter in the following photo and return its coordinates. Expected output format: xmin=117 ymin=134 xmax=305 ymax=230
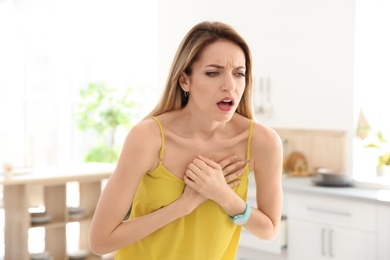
xmin=0 ymin=162 xmax=115 ymax=185
xmin=282 ymin=176 xmax=390 ymax=206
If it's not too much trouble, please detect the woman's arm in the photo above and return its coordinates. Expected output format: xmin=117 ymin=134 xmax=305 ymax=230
xmin=89 ymin=120 xmax=193 ymax=255
xmin=243 ymin=124 xmax=283 ymax=240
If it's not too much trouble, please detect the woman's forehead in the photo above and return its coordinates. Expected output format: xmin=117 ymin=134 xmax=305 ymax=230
xmin=195 ymin=40 xmax=246 ymax=68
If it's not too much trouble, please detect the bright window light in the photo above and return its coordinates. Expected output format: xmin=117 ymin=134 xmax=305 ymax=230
xmin=0 ymin=0 xmax=157 ymax=167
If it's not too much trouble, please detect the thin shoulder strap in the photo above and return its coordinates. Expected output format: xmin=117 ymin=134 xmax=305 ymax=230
xmin=246 ymin=119 xmax=254 ymax=163
xmin=151 ymin=117 xmax=164 ymax=162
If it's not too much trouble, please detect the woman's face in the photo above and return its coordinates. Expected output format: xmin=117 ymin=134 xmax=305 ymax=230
xmin=183 ymin=40 xmax=246 ymax=121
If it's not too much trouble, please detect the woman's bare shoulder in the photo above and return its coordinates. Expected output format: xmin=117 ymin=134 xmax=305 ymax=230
xmin=251 ymin=121 xmax=282 ymax=146
xmin=116 ymin=118 xmax=162 ymax=174
xmin=125 ymin=118 xmax=161 ymax=147
xmin=250 ymin=121 xmax=283 ymax=171
xmin=250 ymin=122 xmax=283 ymax=164
xmin=121 ymin=118 xmax=162 ymax=159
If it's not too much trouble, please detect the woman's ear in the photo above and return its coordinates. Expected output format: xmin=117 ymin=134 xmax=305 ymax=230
xmin=179 ymin=73 xmax=190 ymax=92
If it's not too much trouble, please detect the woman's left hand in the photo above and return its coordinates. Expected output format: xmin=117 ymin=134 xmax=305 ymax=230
xmin=184 ymin=155 xmax=245 ymax=201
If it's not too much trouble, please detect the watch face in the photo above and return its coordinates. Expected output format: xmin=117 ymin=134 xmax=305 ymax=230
xmin=234 ymin=217 xmax=247 ymax=225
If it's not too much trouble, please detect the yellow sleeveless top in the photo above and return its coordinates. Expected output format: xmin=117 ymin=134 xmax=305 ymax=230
xmin=115 ymin=117 xmax=253 ymax=260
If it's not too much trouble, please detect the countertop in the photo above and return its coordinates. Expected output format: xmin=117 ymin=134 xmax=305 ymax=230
xmin=0 ymin=163 xmax=115 ymax=185
xmin=282 ymin=176 xmax=390 ymax=206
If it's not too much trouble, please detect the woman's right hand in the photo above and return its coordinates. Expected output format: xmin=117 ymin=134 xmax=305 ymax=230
xmin=181 ymin=155 xmax=245 ymax=214
xmin=181 ymin=183 xmax=208 ymax=214
xmin=219 ymin=155 xmax=246 ymax=187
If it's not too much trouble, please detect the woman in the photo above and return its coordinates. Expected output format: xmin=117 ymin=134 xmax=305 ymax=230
xmin=89 ymin=21 xmax=283 ymax=259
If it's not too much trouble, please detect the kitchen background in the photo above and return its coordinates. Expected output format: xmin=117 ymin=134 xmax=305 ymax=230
xmin=1 ymin=0 xmax=390 ymax=181
xmin=0 ymin=0 xmax=390 ymax=259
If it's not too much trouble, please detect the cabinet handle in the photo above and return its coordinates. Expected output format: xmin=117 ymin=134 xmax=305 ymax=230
xmin=329 ymin=229 xmax=334 ymax=257
xmin=307 ymin=206 xmax=351 ymax=216
xmin=321 ymin=228 xmax=327 ymax=256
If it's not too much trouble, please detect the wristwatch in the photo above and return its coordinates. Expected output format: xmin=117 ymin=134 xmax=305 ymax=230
xmin=229 ymin=202 xmax=251 ymax=225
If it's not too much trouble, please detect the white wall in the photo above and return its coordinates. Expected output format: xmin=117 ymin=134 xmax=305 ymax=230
xmin=0 ymin=4 xmax=26 ymax=166
xmin=157 ymin=0 xmax=356 ymax=171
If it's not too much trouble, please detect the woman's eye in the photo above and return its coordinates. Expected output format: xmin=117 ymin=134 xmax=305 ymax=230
xmin=206 ymin=72 xmax=219 ymax=76
xmin=235 ymin=72 xmax=246 ymax=78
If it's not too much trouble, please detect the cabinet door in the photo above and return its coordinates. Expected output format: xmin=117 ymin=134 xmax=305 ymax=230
xmin=331 ymin=226 xmax=376 ymax=260
xmin=288 ymin=219 xmax=376 ymax=260
xmin=377 ymin=204 xmax=390 ymax=260
xmin=288 ymin=219 xmax=328 ymax=260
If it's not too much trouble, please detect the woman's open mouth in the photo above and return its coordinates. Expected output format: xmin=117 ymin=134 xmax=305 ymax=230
xmin=217 ymin=98 xmax=234 ymax=112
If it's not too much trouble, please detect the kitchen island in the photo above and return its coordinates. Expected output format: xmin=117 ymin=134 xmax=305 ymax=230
xmin=282 ymin=176 xmax=390 ymax=260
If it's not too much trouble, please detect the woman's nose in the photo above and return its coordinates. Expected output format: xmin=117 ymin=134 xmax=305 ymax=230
xmin=222 ymin=74 xmax=236 ymax=92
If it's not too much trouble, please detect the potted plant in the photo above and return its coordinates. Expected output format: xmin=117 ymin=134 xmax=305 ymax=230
xmin=365 ymin=131 xmax=390 ymax=176
xmin=76 ymin=82 xmax=136 ymax=163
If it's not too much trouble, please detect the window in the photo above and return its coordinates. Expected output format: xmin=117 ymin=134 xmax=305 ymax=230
xmin=0 ymin=0 xmax=158 ymax=168
xmin=353 ymin=0 xmax=390 ymax=182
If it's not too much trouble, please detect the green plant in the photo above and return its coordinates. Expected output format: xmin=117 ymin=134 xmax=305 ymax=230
xmin=365 ymin=131 xmax=390 ymax=168
xmin=378 ymin=153 xmax=390 ymax=168
xmin=77 ymin=82 xmax=136 ymax=163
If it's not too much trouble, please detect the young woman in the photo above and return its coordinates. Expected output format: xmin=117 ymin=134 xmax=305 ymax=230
xmin=89 ymin=21 xmax=283 ymax=260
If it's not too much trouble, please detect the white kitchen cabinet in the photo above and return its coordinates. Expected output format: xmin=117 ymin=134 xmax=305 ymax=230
xmin=330 ymin=224 xmax=376 ymax=259
xmin=377 ymin=204 xmax=390 ymax=260
xmin=288 ymin=220 xmax=327 ymax=260
xmin=286 ymin=192 xmax=377 ymax=260
xmin=288 ymin=219 xmax=376 ymax=260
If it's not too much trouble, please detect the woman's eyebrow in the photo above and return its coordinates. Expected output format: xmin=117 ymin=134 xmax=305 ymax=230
xmin=205 ymin=64 xmax=246 ymax=70
xmin=205 ymin=64 xmax=224 ymax=69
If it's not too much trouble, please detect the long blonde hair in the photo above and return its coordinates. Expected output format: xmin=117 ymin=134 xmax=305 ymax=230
xmin=145 ymin=21 xmax=254 ymax=119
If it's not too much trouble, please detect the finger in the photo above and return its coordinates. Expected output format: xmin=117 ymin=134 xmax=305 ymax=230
xmin=197 ymin=155 xmax=220 ymax=169
xmin=228 ymin=179 xmax=241 ymax=188
xmin=188 ymin=161 xmax=205 ymax=175
xmin=223 ymin=160 xmax=245 ymax=176
xmin=217 ymin=155 xmax=238 ymax=169
xmin=184 ymin=174 xmax=195 ymax=186
xmin=188 ymin=160 xmax=210 ymax=178
xmin=225 ymin=168 xmax=245 ymax=183
xmin=185 ymin=169 xmax=197 ymax=181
